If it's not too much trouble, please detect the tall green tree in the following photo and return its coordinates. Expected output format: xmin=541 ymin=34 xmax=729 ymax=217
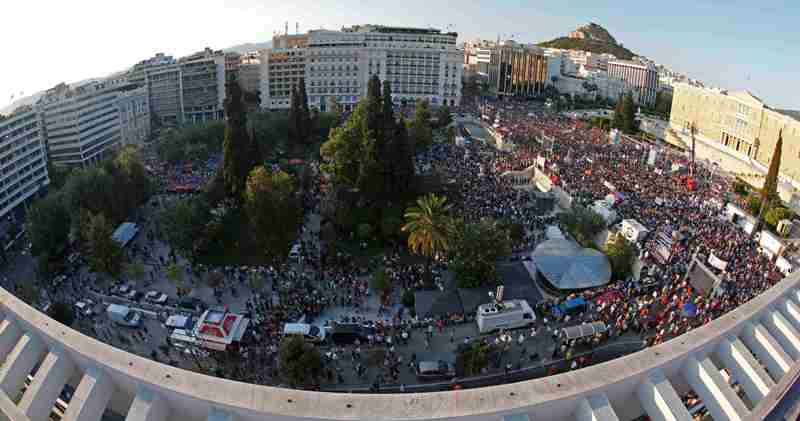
xmin=320 ymin=102 xmax=368 ymax=187
xmin=222 ymin=77 xmax=257 ymax=199
xmin=760 ymin=130 xmax=784 ymax=219
xmin=449 ymin=218 xmax=512 ymax=288
xmin=622 ymin=93 xmax=636 ymax=134
xmin=366 ymin=75 xmax=384 ymax=143
xmin=81 ymin=211 xmax=124 ymax=276
xmin=297 ymin=78 xmax=312 ymax=143
xmin=356 ymin=138 xmax=385 ymax=202
xmin=612 ymin=94 xmax=624 ymax=129
xmin=244 ymin=167 xmax=300 ymax=260
xmin=410 ymin=99 xmax=433 ymax=149
xmin=160 ymin=196 xmax=211 ymax=259
xmin=326 ymin=96 xmax=343 ymax=116
xmin=436 ymin=104 xmax=453 ymax=128
xmin=402 ymin=194 xmax=452 ymax=278
xmin=381 ymin=80 xmax=395 ymax=133
xmin=279 ymin=336 xmax=323 ymax=387
xmin=27 ymin=192 xmax=71 ymax=259
xmin=655 ymin=91 xmax=673 ymax=118
xmin=604 ymin=233 xmax=636 ymax=280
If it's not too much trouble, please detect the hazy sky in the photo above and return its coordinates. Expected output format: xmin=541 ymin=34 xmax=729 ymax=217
xmin=2 ymin=0 xmax=798 ymax=110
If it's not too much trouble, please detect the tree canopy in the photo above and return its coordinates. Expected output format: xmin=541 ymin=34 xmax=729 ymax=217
xmin=760 ymin=130 xmax=783 ymax=219
xmin=559 ymin=205 xmax=605 ymax=248
xmin=603 ymin=233 xmax=636 ymax=281
xmin=621 ymin=93 xmax=636 ymax=134
xmin=410 ymin=99 xmax=433 ymax=149
xmin=243 ymin=167 xmax=301 ymax=261
xmin=449 ymin=218 xmax=512 ymax=288
xmin=160 ymin=196 xmax=211 ymax=260
xmin=436 ymin=104 xmax=453 ymax=129
xmin=402 ymin=194 xmax=452 ymax=265
xmin=320 ymin=76 xmax=414 ymax=203
xmin=157 ymin=121 xmax=225 ymax=164
xmin=279 ymin=336 xmax=323 ymax=387
xmin=81 ymin=210 xmax=124 ymax=276
xmin=26 ymin=192 xmax=70 ymax=259
xmin=222 ymin=78 xmax=258 ymax=200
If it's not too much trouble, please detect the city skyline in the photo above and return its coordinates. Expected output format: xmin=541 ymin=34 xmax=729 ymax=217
xmin=2 ymin=0 xmax=798 ymax=112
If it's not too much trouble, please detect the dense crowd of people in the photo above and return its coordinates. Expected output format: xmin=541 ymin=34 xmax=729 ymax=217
xmin=145 ymin=153 xmax=222 ymax=193
xmin=478 ymin=101 xmax=786 ymax=356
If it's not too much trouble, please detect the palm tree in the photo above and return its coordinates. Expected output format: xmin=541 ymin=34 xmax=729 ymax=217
xmin=402 ymin=194 xmax=452 ymax=282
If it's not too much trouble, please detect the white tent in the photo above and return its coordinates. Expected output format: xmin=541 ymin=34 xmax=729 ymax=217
xmin=592 ymin=201 xmax=619 ymax=226
xmin=546 ymin=225 xmax=565 ymax=240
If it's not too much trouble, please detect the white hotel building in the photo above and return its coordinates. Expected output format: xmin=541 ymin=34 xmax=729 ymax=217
xmin=0 ymin=108 xmax=49 ymax=219
xmin=607 ymin=59 xmax=658 ymax=106
xmin=261 ymin=25 xmax=462 ymax=112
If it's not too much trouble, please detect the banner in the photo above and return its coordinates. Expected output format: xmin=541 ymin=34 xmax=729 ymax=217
xmin=708 ymin=253 xmax=728 ymax=271
xmin=533 ymin=168 xmax=553 ymax=192
xmin=759 ymin=231 xmax=784 ymax=257
xmin=536 ymin=155 xmax=546 ymax=168
xmin=647 ymin=148 xmax=657 ymax=166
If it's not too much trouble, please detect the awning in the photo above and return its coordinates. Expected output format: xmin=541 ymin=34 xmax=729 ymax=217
xmin=233 ymin=318 xmax=250 ymax=342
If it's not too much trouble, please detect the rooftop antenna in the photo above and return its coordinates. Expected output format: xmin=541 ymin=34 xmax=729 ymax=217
xmin=296 ymin=22 xmax=299 ymax=35
xmin=285 ymin=21 xmax=288 ymax=36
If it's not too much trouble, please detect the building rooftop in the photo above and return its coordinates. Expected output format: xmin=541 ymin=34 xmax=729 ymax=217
xmin=776 ymin=109 xmax=800 ymax=122
xmin=342 ymin=24 xmax=456 ymax=37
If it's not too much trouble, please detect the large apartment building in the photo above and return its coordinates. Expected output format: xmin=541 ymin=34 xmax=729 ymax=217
xmin=0 ymin=108 xmax=49 ymax=219
xmin=179 ymin=49 xmax=226 ymax=124
xmin=669 ymin=82 xmax=800 ymax=204
xmin=607 ymin=59 xmax=658 ymax=106
xmin=37 ymin=80 xmax=149 ymax=167
xmin=260 ymin=34 xmax=309 ymax=109
xmin=133 ymin=49 xmax=226 ymax=126
xmin=463 ymin=40 xmax=494 ymax=76
xmin=115 ymin=86 xmax=150 ymax=147
xmin=488 ymin=42 xmax=548 ymax=97
xmin=260 ymin=25 xmax=461 ymax=111
xmin=238 ymin=52 xmax=261 ymax=95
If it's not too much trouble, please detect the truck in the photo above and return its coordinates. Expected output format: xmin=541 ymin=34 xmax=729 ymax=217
xmin=106 ymin=304 xmax=142 ymax=327
xmin=476 ymin=299 xmax=535 ymax=333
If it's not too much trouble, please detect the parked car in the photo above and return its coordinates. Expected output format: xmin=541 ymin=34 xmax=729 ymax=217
xmin=176 ymin=297 xmax=207 ymax=313
xmin=112 ymin=284 xmax=131 ymax=297
xmin=326 ymin=323 xmax=372 ymax=346
xmin=283 ymin=323 xmax=326 ymax=343
xmin=145 ymin=291 xmax=168 ymax=304
xmin=124 ymin=289 xmax=142 ymax=301
xmin=416 ymin=360 xmax=456 ymax=381
xmin=106 ymin=304 xmax=141 ymax=327
xmin=74 ymin=300 xmax=95 ymax=318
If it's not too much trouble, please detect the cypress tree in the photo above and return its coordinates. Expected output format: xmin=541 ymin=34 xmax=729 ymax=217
xmin=222 ymin=77 xmax=256 ymax=199
xmin=382 ymin=81 xmax=395 ymax=133
xmin=622 ymin=93 xmax=636 ymax=134
xmin=366 ymin=75 xmax=383 ymax=143
xmin=759 ymin=129 xmax=783 ymax=219
xmin=297 ymin=78 xmax=312 ymax=143
xmin=288 ymin=85 xmax=300 ymax=145
xmin=612 ymin=94 xmax=624 ymax=129
xmin=393 ymin=116 xmax=415 ymax=197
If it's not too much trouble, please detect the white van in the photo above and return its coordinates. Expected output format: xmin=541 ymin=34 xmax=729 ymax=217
xmin=169 ymin=329 xmax=198 ymax=349
xmin=283 ymin=323 xmax=326 ymax=343
xmin=476 ymin=299 xmax=536 ymax=333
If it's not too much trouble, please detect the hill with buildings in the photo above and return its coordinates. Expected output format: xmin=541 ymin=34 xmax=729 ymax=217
xmin=223 ymin=41 xmax=272 ymax=54
xmin=538 ymin=22 xmax=636 ymax=60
